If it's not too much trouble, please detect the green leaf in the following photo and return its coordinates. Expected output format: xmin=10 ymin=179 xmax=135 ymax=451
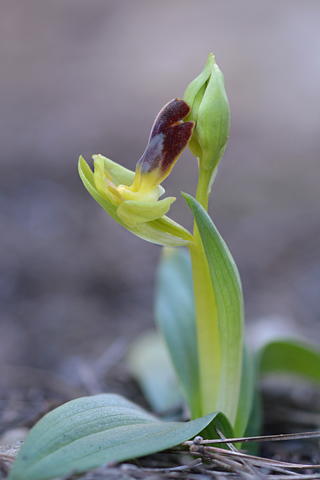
xmin=259 ymin=339 xmax=320 ymax=383
xmin=183 ymin=193 xmax=244 ymax=431
xmin=127 ymin=332 xmax=182 ymax=414
xmin=234 ymin=342 xmax=256 ymax=438
xmin=9 ymin=394 xmax=225 ymax=480
xmin=154 ymin=248 xmax=201 ymax=419
xmin=200 ymin=411 xmax=234 ymax=442
xmin=78 ymin=156 xmax=192 ymax=247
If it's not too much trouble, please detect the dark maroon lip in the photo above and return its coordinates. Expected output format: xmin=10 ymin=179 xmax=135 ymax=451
xmin=137 ymin=99 xmax=195 ymax=176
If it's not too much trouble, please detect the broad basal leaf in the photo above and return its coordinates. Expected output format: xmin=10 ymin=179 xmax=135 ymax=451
xmin=234 ymin=342 xmax=256 ymax=438
xmin=9 ymin=394 xmax=225 ymax=480
xmin=127 ymin=331 xmax=182 ymax=414
xmin=154 ymin=248 xmax=201 ymax=419
xmin=259 ymin=339 xmax=320 ymax=383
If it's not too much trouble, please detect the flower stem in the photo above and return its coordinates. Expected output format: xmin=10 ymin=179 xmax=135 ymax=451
xmin=188 ymin=164 xmax=221 ymax=417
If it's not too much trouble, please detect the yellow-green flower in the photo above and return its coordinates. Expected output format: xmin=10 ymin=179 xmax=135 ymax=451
xmin=79 ymin=99 xmax=194 ymax=247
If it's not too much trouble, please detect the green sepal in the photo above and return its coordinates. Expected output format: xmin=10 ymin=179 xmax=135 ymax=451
xmin=93 ymin=154 xmax=135 ymax=186
xmin=183 ymin=63 xmax=211 ymax=160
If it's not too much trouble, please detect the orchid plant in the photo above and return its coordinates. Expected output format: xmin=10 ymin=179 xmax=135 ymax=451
xmin=9 ymin=54 xmax=320 ymax=480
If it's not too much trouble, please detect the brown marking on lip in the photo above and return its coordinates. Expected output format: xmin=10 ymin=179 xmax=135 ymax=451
xmin=138 ymin=99 xmax=194 ymax=176
xmin=151 ymin=98 xmax=192 ymax=137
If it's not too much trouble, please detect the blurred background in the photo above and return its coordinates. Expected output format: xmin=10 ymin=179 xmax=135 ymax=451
xmin=1 ymin=0 xmax=319 ymax=392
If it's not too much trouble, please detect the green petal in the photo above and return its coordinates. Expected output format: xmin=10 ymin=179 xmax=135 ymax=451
xmin=92 ymin=155 xmax=117 ymax=202
xmin=117 ymin=197 xmax=176 ymax=228
xmin=79 ymin=156 xmax=119 ymax=220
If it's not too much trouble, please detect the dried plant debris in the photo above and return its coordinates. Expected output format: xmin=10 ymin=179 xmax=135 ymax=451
xmin=2 ymin=373 xmax=320 ymax=480
xmin=1 ymin=379 xmax=320 ymax=479
xmin=187 ymin=433 xmax=320 ymax=478
xmin=1 ymin=430 xmax=319 ymax=480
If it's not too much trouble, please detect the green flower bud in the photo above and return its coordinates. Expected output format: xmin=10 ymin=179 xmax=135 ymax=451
xmin=183 ymin=54 xmax=230 ymax=171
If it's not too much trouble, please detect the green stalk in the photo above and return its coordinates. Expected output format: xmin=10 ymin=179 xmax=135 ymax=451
xmin=184 ymin=53 xmax=241 ymax=426
xmin=188 ymin=165 xmax=220 ymax=417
